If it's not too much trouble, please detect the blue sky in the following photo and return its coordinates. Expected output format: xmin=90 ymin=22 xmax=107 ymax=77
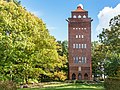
xmin=20 ymin=0 xmax=120 ymax=41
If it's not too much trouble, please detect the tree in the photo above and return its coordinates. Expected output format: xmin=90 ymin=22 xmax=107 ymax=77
xmin=92 ymin=41 xmax=105 ymax=80
xmin=98 ymin=15 xmax=120 ymax=77
xmin=0 ymin=1 xmax=59 ymax=83
xmin=53 ymin=40 xmax=68 ymax=81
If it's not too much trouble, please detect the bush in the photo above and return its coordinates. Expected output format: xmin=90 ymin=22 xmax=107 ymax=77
xmin=104 ymin=77 xmax=120 ymax=90
xmin=0 ymin=81 xmax=17 ymax=90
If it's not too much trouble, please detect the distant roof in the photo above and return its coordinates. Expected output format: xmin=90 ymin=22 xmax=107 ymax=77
xmin=72 ymin=4 xmax=87 ymax=12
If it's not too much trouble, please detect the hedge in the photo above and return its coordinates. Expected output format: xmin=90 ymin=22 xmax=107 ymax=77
xmin=0 ymin=81 xmax=17 ymax=90
xmin=104 ymin=77 xmax=120 ymax=90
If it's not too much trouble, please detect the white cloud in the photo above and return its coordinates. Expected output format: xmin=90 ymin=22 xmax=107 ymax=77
xmin=96 ymin=3 xmax=120 ymax=33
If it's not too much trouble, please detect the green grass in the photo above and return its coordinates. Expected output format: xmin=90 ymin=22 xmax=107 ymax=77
xmin=18 ymin=83 xmax=105 ymax=90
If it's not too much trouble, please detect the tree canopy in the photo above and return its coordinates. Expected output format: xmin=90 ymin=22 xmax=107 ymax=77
xmin=97 ymin=15 xmax=120 ymax=77
xmin=0 ymin=1 xmax=68 ymax=83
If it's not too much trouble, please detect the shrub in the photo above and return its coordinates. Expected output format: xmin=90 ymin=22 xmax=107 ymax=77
xmin=104 ymin=77 xmax=120 ymax=90
xmin=0 ymin=81 xmax=17 ymax=90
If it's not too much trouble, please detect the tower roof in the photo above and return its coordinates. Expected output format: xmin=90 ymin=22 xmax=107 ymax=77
xmin=72 ymin=4 xmax=87 ymax=12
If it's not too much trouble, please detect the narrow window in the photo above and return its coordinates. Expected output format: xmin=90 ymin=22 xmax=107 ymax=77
xmin=79 ymin=35 xmax=81 ymax=38
xmin=73 ymin=28 xmax=75 ymax=30
xmin=73 ymin=44 xmax=75 ymax=48
xmin=79 ymin=44 xmax=81 ymax=48
xmin=76 ymin=35 xmax=78 ymax=38
xmin=73 ymin=57 xmax=75 ymax=63
xmin=76 ymin=44 xmax=78 ymax=48
xmin=76 ymin=57 xmax=79 ymax=63
xmin=79 ymin=57 xmax=81 ymax=63
xmin=82 ymin=57 xmax=84 ymax=63
xmin=82 ymin=44 xmax=83 ymax=48
xmin=84 ymin=44 xmax=86 ymax=48
xmin=85 ymin=57 xmax=87 ymax=63
xmin=82 ymin=35 xmax=84 ymax=38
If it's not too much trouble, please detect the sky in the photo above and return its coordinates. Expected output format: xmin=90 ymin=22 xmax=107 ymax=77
xmin=20 ymin=0 xmax=120 ymax=41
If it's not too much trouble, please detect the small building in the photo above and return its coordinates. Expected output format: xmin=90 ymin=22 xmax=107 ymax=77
xmin=67 ymin=4 xmax=92 ymax=80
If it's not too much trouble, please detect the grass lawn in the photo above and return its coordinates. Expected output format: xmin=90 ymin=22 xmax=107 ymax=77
xmin=18 ymin=83 xmax=105 ymax=90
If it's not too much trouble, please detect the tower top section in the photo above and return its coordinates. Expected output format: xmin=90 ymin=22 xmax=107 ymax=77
xmin=72 ymin=4 xmax=86 ymax=12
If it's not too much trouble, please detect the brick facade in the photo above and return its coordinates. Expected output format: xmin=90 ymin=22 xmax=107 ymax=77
xmin=67 ymin=5 xmax=92 ymax=80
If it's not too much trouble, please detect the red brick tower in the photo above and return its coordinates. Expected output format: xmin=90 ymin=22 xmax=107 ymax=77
xmin=67 ymin=4 xmax=92 ymax=80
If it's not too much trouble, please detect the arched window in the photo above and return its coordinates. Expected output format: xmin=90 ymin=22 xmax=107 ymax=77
xmin=78 ymin=15 xmax=81 ymax=18
xmin=72 ymin=73 xmax=76 ymax=80
xmin=73 ymin=15 xmax=76 ymax=18
xmin=83 ymin=15 xmax=86 ymax=18
xmin=84 ymin=73 xmax=88 ymax=80
xmin=78 ymin=73 xmax=82 ymax=80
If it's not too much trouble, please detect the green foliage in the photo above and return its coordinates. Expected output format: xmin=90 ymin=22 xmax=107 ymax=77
xmin=0 ymin=0 xmax=66 ymax=83
xmin=0 ymin=81 xmax=17 ymax=90
xmin=91 ymin=41 xmax=105 ymax=79
xmin=104 ymin=77 xmax=120 ymax=90
xmin=98 ymin=15 xmax=120 ymax=77
xmin=53 ymin=40 xmax=68 ymax=81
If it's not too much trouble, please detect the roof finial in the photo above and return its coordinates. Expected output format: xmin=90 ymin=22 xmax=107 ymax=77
xmin=77 ymin=4 xmax=83 ymax=9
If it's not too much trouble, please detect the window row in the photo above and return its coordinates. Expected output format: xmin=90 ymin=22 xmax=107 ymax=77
xmin=73 ymin=15 xmax=86 ymax=18
xmin=73 ymin=28 xmax=87 ymax=30
xmin=73 ymin=56 xmax=87 ymax=64
xmin=76 ymin=35 xmax=84 ymax=38
xmin=73 ymin=44 xmax=86 ymax=49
